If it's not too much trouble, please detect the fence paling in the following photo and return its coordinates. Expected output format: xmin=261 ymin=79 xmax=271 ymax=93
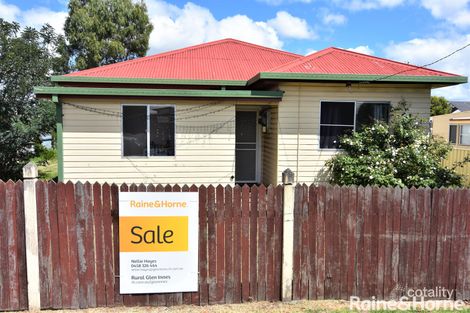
xmin=0 ymin=181 xmax=28 ymax=312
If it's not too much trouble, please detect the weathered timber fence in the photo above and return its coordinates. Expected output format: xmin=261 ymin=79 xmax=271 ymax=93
xmin=34 ymin=181 xmax=283 ymax=309
xmin=291 ymin=185 xmax=470 ymax=301
xmin=1 ymin=171 xmax=470 ymax=311
xmin=0 ymin=181 xmax=28 ymax=311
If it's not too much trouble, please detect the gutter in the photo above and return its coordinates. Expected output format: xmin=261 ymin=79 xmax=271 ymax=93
xmin=247 ymin=72 xmax=468 ymax=86
xmin=34 ymin=86 xmax=284 ymax=99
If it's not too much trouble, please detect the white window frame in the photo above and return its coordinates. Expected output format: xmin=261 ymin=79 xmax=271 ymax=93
xmin=319 ymin=100 xmax=391 ymax=150
xmin=121 ymin=104 xmax=176 ymax=158
xmin=459 ymin=124 xmax=470 ymax=146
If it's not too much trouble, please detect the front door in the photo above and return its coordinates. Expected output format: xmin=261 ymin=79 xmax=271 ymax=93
xmin=235 ymin=111 xmax=258 ymax=183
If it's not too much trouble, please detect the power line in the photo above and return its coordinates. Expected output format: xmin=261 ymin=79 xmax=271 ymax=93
xmin=62 ymin=101 xmax=235 ymax=132
xmin=361 ymin=42 xmax=470 ymax=83
xmin=63 ymin=101 xmax=232 ymax=121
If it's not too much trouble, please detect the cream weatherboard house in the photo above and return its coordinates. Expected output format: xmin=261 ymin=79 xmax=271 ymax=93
xmin=35 ymin=39 xmax=467 ymax=185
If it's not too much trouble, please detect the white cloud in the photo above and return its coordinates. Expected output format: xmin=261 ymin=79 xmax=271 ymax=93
xmin=322 ymin=13 xmax=347 ymax=25
xmin=257 ymin=0 xmax=314 ymax=5
xmin=1 ymin=0 xmax=316 ymax=54
xmin=420 ymin=0 xmax=470 ymax=28
xmin=335 ymin=0 xmax=406 ymax=11
xmin=21 ymin=8 xmax=67 ymax=34
xmin=146 ymin=1 xmax=282 ymax=52
xmin=385 ymin=35 xmax=470 ymax=100
xmin=347 ymin=45 xmax=375 ymax=55
xmin=146 ymin=1 xmax=315 ymax=53
xmin=267 ymin=11 xmax=316 ymax=39
xmin=0 ymin=1 xmax=66 ymax=34
xmin=0 ymin=0 xmax=20 ymax=21
xmin=305 ymin=48 xmax=318 ymax=55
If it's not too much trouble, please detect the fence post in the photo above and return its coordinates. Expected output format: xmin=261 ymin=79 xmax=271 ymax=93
xmin=23 ymin=162 xmax=41 ymax=310
xmin=281 ymin=168 xmax=295 ymax=301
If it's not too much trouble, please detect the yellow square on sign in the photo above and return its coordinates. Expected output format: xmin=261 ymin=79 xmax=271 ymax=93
xmin=119 ymin=216 xmax=189 ymax=252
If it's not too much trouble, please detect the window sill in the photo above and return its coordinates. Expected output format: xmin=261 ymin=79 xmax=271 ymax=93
xmin=122 ymin=156 xmax=177 ymax=159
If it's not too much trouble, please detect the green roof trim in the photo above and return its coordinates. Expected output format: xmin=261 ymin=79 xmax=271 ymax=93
xmin=51 ymin=75 xmax=247 ymax=86
xmin=248 ymin=72 xmax=468 ymax=85
xmin=34 ymin=86 xmax=284 ymax=99
xmin=51 ymin=73 xmax=468 ymax=88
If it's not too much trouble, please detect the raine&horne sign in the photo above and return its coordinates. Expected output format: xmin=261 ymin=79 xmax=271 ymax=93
xmin=119 ymin=192 xmax=199 ymax=294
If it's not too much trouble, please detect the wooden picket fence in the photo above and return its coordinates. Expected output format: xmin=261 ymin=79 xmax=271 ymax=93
xmin=292 ymin=185 xmax=470 ymax=301
xmin=1 ymin=180 xmax=470 ymax=311
xmin=34 ymin=181 xmax=283 ymax=309
xmin=0 ymin=181 xmax=28 ymax=311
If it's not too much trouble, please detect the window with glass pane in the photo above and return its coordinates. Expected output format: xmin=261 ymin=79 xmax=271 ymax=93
xmin=320 ymin=101 xmax=355 ymax=148
xmin=123 ymin=106 xmax=147 ymax=156
xmin=460 ymin=125 xmax=470 ymax=145
xmin=449 ymin=125 xmax=457 ymax=144
xmin=356 ymin=102 xmax=390 ymax=130
xmin=150 ymin=106 xmax=175 ymax=156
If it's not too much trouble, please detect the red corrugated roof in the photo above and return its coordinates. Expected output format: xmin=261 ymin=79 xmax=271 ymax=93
xmin=268 ymin=47 xmax=457 ymax=77
xmin=66 ymin=38 xmax=302 ymax=81
xmin=66 ymin=39 xmax=460 ymax=81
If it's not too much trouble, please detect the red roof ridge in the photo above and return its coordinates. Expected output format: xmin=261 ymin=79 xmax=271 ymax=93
xmin=329 ymin=47 xmax=460 ymax=77
xmin=265 ymin=47 xmax=336 ymax=72
xmin=216 ymin=38 xmax=302 ymax=58
xmin=265 ymin=46 xmax=460 ymax=77
xmin=67 ymin=38 xmax=302 ymax=77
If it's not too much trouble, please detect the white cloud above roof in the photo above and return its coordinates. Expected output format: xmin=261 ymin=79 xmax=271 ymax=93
xmin=146 ymin=1 xmax=317 ymax=53
xmin=322 ymin=13 xmax=347 ymax=25
xmin=347 ymin=45 xmax=375 ymax=55
xmin=334 ymin=0 xmax=406 ymax=11
xmin=421 ymin=0 xmax=470 ymax=28
xmin=267 ymin=11 xmax=316 ymax=39
xmin=146 ymin=1 xmax=283 ymax=52
xmin=0 ymin=0 xmax=66 ymax=34
xmin=257 ymin=0 xmax=314 ymax=5
xmin=385 ymin=34 xmax=470 ymax=100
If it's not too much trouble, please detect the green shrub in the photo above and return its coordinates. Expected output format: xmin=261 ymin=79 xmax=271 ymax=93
xmin=326 ymin=100 xmax=465 ymax=188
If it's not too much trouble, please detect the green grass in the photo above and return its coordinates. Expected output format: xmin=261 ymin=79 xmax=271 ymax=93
xmin=37 ymin=157 xmax=58 ymax=181
xmin=30 ymin=148 xmax=58 ymax=181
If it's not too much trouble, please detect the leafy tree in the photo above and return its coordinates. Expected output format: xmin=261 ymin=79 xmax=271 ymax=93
xmin=64 ymin=0 xmax=153 ymax=70
xmin=431 ymin=95 xmax=452 ymax=116
xmin=0 ymin=20 xmax=65 ymax=180
xmin=326 ymin=99 xmax=466 ymax=188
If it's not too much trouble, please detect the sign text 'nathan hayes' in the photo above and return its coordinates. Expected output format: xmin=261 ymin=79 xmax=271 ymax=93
xmin=119 ymin=192 xmax=199 ymax=294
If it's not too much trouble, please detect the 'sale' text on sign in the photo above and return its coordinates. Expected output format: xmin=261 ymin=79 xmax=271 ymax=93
xmin=119 ymin=192 xmax=199 ymax=294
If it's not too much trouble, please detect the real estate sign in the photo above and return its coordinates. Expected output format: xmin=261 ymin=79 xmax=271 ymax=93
xmin=119 ymin=192 xmax=199 ymax=294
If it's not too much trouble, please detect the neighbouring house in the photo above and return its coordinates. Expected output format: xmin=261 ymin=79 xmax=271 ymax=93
xmin=34 ymin=39 xmax=467 ymax=185
xmin=432 ymin=111 xmax=470 ymax=149
xmin=432 ymin=109 xmax=470 ymax=185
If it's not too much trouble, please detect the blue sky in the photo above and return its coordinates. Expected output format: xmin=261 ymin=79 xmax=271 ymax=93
xmin=2 ymin=0 xmax=470 ymax=99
